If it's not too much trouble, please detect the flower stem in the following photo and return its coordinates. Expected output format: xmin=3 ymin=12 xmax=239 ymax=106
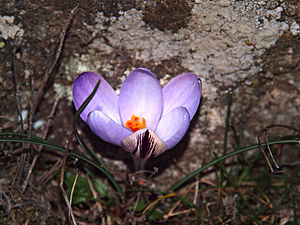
xmin=133 ymin=156 xmax=147 ymax=173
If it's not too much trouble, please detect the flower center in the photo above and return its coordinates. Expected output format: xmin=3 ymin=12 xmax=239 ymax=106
xmin=125 ymin=115 xmax=146 ymax=132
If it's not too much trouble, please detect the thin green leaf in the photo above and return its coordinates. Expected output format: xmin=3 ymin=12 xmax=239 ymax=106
xmin=93 ymin=178 xmax=108 ymax=198
xmin=73 ymin=80 xmax=108 ymax=171
xmin=65 ymin=171 xmax=93 ymax=205
xmin=0 ymin=135 xmax=122 ymax=194
xmin=72 ymin=80 xmax=122 ymax=194
xmin=223 ymin=91 xmax=232 ymax=156
xmin=148 ymin=209 xmax=164 ymax=221
xmin=129 ymin=201 xmax=147 ymax=212
xmin=169 ymin=139 xmax=300 ymax=191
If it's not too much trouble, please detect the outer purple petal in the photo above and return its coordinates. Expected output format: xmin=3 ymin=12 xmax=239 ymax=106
xmin=155 ymin=106 xmax=190 ymax=149
xmin=87 ymin=109 xmax=132 ymax=146
xmin=119 ymin=68 xmax=163 ymax=131
xmin=162 ymin=73 xmax=201 ymax=120
xmin=73 ymin=72 xmax=121 ymax=124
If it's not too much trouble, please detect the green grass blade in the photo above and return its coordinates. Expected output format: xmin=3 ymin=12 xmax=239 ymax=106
xmin=0 ymin=134 xmax=123 ymax=194
xmin=71 ymin=79 xmax=122 ymax=194
xmin=223 ymin=91 xmax=232 ymax=156
xmin=0 ymin=131 xmax=47 ymax=141
xmin=73 ymin=80 xmax=108 ymax=171
xmin=170 ymin=139 xmax=300 ymax=192
xmin=220 ymin=92 xmax=232 ymax=183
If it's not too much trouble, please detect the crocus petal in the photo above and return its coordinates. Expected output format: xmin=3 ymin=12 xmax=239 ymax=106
xmin=162 ymin=73 xmax=201 ymax=120
xmin=121 ymin=128 xmax=167 ymax=159
xmin=119 ymin=68 xmax=163 ymax=131
xmin=155 ymin=106 xmax=190 ymax=149
xmin=87 ymin=109 xmax=132 ymax=146
xmin=73 ymin=72 xmax=120 ymax=124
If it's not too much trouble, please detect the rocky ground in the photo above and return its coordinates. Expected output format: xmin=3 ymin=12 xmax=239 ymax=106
xmin=0 ymin=0 xmax=299 ymax=224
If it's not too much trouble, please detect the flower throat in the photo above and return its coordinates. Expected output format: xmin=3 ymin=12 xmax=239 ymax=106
xmin=125 ymin=115 xmax=146 ymax=132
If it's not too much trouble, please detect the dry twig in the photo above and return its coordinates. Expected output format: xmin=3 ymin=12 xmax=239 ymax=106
xmin=37 ymin=159 xmax=62 ymax=186
xmin=87 ymin=175 xmax=103 ymax=214
xmin=11 ymin=31 xmax=24 ymax=131
xmin=31 ymin=6 xmax=78 ymax=116
xmin=193 ymin=175 xmax=199 ymax=205
xmin=11 ymin=5 xmax=77 ymax=186
xmin=257 ymin=124 xmax=300 ymax=173
xmin=69 ymin=171 xmax=79 ymax=206
xmin=22 ymin=98 xmax=60 ymax=191
xmin=11 ymin=31 xmax=27 ymax=185
xmin=163 ymin=181 xmax=198 ymax=221
xmin=60 ymin=130 xmax=77 ymax=225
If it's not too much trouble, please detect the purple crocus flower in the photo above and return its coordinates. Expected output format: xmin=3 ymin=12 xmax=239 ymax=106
xmin=73 ymin=68 xmax=201 ymax=159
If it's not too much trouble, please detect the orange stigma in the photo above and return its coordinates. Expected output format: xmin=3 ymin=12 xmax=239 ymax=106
xmin=125 ymin=115 xmax=146 ymax=132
